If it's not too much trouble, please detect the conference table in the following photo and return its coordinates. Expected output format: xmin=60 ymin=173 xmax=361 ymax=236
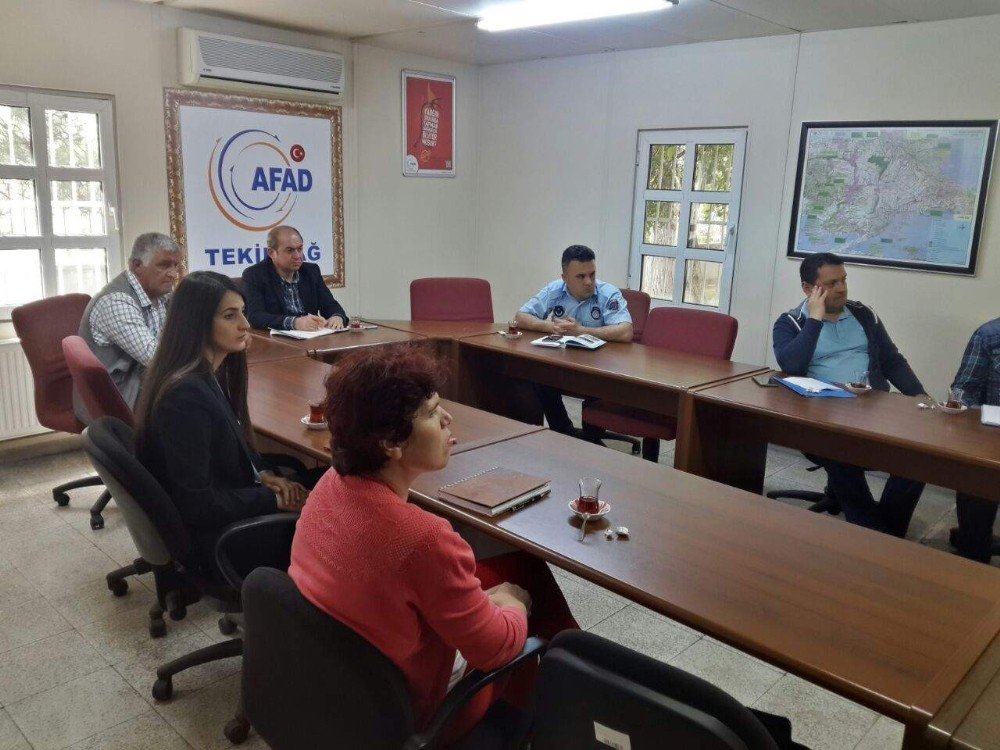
xmin=408 ymin=430 xmax=1000 ymax=749
xmin=245 ymin=334 xmax=309 ymax=365
xmin=675 ymin=375 xmax=1000 ymax=502
xmin=452 ymin=330 xmax=768 ymax=423
xmin=249 ymin=326 xmax=425 ymax=363
xmin=247 ymin=357 xmax=546 ymax=462
xmin=243 ymin=322 xmax=1000 ymax=749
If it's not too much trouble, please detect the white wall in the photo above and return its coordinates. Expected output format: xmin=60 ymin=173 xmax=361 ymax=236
xmin=353 ymin=44 xmax=480 ymax=319
xmin=476 ymin=16 xmax=1000 ymax=394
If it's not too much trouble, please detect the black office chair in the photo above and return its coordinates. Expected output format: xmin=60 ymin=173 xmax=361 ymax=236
xmin=81 ymin=417 xmax=289 ymax=719
xmin=766 ymin=464 xmax=841 ymax=515
xmin=532 ymin=630 xmax=806 ymax=750
xmin=237 ymin=566 xmax=544 ymax=749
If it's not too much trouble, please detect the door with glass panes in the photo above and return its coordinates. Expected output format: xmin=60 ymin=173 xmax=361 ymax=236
xmin=0 ymin=89 xmax=121 ymax=319
xmin=628 ymin=128 xmax=746 ymax=312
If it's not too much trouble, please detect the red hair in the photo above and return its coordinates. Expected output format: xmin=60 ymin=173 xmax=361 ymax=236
xmin=324 ymin=345 xmax=447 ymax=475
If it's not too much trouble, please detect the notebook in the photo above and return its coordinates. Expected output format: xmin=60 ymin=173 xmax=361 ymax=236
xmin=530 ymin=334 xmax=606 ymax=350
xmin=775 ymin=376 xmax=856 ymax=399
xmin=982 ymin=405 xmax=1000 ymax=427
xmin=270 ymin=324 xmax=377 ymax=340
xmin=438 ymin=466 xmax=551 ymax=516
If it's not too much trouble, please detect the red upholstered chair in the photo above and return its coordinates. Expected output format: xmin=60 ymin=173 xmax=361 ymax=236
xmin=409 ymin=278 xmax=494 ymax=322
xmin=583 ymin=307 xmax=738 ymax=463
xmin=63 ymin=335 xmax=134 ymax=531
xmin=11 ymin=294 xmax=107 ymax=505
xmin=621 ymin=288 xmax=651 ymax=343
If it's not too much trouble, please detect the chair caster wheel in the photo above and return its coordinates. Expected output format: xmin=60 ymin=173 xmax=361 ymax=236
xmin=152 ymin=677 xmax=173 ymax=701
xmin=224 ymin=717 xmax=251 ymax=744
xmin=149 ymin=620 xmax=167 ymax=638
xmin=53 ymin=491 xmax=70 ymax=507
xmin=107 ymin=578 xmax=128 ymax=597
xmin=90 ymin=514 xmax=105 ymax=530
xmin=165 ymin=591 xmax=187 ymax=621
xmin=218 ymin=616 xmax=238 ymax=636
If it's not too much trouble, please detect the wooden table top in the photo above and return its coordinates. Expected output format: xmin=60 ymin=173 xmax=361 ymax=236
xmin=368 ymin=319 xmax=504 ymax=339
xmin=694 ymin=377 xmax=1000 ymax=476
xmin=461 ymin=333 xmax=767 ymax=391
xmin=245 ymin=334 xmax=310 ymax=365
xmin=409 ymin=430 xmax=1000 ymax=727
xmin=250 ymin=329 xmax=317 ymax=355
xmin=247 ymin=358 xmax=545 ymax=462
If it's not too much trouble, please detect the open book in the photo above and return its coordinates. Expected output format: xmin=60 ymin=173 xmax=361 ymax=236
xmin=438 ymin=466 xmax=550 ymax=516
xmin=530 ymin=333 xmax=606 ymax=350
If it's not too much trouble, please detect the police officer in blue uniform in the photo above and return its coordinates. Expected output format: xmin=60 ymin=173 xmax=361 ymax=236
xmin=515 ymin=245 xmax=632 ymax=436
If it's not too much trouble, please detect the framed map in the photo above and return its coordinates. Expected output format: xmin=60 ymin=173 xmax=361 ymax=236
xmin=788 ymin=121 xmax=997 ymax=275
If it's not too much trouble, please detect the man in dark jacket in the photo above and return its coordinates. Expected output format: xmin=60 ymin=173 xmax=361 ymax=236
xmin=242 ymin=225 xmax=348 ymax=331
xmin=772 ymin=252 xmax=926 ymax=538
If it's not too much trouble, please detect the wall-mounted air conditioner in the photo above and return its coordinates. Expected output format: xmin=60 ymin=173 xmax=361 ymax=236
xmin=179 ymin=28 xmax=345 ymax=98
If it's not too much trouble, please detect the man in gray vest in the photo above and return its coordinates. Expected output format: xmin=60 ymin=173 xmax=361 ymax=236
xmin=76 ymin=233 xmax=182 ymax=418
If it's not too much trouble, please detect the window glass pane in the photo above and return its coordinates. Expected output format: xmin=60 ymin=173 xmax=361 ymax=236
xmin=647 ymin=144 xmax=685 ymax=190
xmin=46 ymin=110 xmax=102 ymax=168
xmin=55 ymin=248 xmax=107 ymax=295
xmin=0 ymin=105 xmax=34 ymax=166
xmin=0 ymin=249 xmax=43 ymax=306
xmin=643 ymin=200 xmax=680 ymax=247
xmin=640 ymin=255 xmax=675 ymax=302
xmin=51 ymin=180 xmax=105 ymax=235
xmin=0 ymin=178 xmax=40 ymax=236
xmin=688 ymin=202 xmax=730 ymax=250
xmin=693 ymin=144 xmax=734 ymax=192
xmin=683 ymin=259 xmax=723 ymax=308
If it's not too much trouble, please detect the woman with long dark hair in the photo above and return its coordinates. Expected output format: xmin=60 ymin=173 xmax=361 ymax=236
xmin=136 ymin=271 xmax=307 ymax=574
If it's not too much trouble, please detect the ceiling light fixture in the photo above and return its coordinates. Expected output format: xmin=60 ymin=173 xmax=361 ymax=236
xmin=477 ymin=0 xmax=676 ymax=33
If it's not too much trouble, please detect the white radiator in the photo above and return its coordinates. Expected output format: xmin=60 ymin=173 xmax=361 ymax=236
xmin=0 ymin=340 xmax=46 ymax=441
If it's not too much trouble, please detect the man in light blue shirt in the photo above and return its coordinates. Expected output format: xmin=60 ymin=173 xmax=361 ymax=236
xmin=798 ymin=300 xmax=870 ymax=386
xmin=515 ymin=245 xmax=632 ymax=435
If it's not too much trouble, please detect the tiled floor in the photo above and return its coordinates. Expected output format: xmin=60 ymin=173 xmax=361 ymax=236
xmin=0 ymin=417 xmax=992 ymax=748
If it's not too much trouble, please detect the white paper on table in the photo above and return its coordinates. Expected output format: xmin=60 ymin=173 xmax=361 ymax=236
xmin=781 ymin=376 xmax=844 ymax=393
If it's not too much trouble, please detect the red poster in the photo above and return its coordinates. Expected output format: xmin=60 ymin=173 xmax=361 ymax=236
xmin=402 ymin=71 xmax=455 ymax=177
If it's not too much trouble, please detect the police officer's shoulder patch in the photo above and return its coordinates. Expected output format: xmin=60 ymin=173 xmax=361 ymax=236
xmin=591 ymin=306 xmax=601 ymax=320
xmin=608 ymin=297 xmax=620 ymax=312
xmin=553 ymin=305 xmax=565 ymax=318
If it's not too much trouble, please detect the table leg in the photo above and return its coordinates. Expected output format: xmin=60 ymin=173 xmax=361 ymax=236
xmin=675 ymin=393 xmax=767 ymax=494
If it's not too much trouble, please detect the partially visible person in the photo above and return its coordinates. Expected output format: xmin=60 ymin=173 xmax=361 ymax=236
xmin=950 ymin=316 xmax=1000 ymax=562
xmin=242 ymin=225 xmax=348 ymax=332
xmin=76 ymin=232 xmax=181 ymax=417
xmin=289 ymin=345 xmax=578 ymax=741
xmin=136 ymin=271 xmax=313 ymax=577
xmin=515 ymin=245 xmax=632 ymax=435
xmin=773 ymin=252 xmax=927 ymax=538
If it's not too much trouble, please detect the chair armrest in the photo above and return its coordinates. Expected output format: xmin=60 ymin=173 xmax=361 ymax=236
xmin=403 ymin=636 xmax=547 ymax=750
xmin=214 ymin=513 xmax=300 ymax=589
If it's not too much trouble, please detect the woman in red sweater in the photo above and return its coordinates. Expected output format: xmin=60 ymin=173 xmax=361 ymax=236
xmin=289 ymin=345 xmax=577 ymax=741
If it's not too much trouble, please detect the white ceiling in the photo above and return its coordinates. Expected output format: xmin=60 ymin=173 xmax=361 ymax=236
xmin=142 ymin=0 xmax=1000 ymax=64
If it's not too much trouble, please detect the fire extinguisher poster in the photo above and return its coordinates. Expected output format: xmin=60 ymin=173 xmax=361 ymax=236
xmin=402 ymin=70 xmax=456 ymax=177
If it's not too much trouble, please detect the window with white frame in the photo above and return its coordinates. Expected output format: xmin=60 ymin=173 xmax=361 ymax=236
xmin=0 ymin=88 xmax=121 ymax=319
xmin=628 ymin=128 xmax=746 ymax=312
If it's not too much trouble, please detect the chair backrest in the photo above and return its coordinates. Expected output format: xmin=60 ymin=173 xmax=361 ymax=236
xmin=409 ymin=277 xmax=494 ymax=322
xmin=11 ymin=293 xmax=91 ymax=434
xmin=62 ymin=335 xmax=133 ymax=425
xmin=81 ymin=417 xmax=192 ymax=565
xmin=532 ymin=630 xmax=778 ymax=750
xmin=215 ymin=514 xmax=300 ymax=590
xmin=642 ymin=307 xmax=738 ymax=359
xmin=241 ymin=567 xmax=414 ymax=750
xmin=621 ymin=289 xmax=651 ymax=343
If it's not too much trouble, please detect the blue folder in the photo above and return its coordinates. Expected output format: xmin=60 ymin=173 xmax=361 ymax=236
xmin=775 ymin=377 xmax=857 ymax=399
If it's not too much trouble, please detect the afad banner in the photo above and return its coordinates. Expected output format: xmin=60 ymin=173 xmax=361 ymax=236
xmin=165 ymin=90 xmax=344 ymax=284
